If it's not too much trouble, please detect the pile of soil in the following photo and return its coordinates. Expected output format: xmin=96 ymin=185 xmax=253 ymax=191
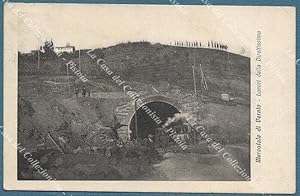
xmin=17 ymin=81 xmax=157 ymax=180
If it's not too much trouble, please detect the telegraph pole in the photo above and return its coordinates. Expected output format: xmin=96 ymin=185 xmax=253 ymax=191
xmin=66 ymin=64 xmax=70 ymax=95
xmin=37 ymin=46 xmax=40 ymax=71
xmin=192 ymin=55 xmax=197 ymax=97
xmin=79 ymin=49 xmax=81 ymax=72
xmin=134 ymin=99 xmax=138 ymax=139
xmin=199 ymin=63 xmax=208 ymax=91
xmin=192 ymin=65 xmax=197 ymax=97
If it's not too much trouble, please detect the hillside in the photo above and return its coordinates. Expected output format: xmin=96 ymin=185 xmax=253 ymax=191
xmin=19 ymin=42 xmax=250 ymax=98
xmin=17 ymin=42 xmax=250 ymax=180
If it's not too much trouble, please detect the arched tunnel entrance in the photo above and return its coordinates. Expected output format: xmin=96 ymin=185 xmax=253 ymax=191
xmin=129 ymin=101 xmax=180 ymax=139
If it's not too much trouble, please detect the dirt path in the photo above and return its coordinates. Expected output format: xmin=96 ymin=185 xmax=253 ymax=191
xmin=139 ymin=152 xmax=245 ymax=181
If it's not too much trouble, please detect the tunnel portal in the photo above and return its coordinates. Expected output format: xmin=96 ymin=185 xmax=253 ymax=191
xmin=129 ymin=101 xmax=180 ymax=139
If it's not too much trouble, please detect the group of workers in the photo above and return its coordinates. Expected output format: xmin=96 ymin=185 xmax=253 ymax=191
xmin=75 ymin=86 xmax=91 ymax=97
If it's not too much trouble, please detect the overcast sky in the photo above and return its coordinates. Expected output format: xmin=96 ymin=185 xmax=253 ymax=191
xmin=13 ymin=4 xmax=261 ymax=56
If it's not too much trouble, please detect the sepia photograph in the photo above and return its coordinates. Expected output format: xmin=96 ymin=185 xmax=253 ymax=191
xmin=3 ymin=3 xmax=295 ymax=193
xmin=15 ymin=4 xmax=250 ymax=181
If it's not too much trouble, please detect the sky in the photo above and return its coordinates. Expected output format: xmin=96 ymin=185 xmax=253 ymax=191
xmin=13 ymin=4 xmax=259 ymax=56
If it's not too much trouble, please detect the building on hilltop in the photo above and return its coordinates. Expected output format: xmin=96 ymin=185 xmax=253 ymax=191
xmin=53 ymin=42 xmax=76 ymax=54
xmin=37 ymin=40 xmax=75 ymax=55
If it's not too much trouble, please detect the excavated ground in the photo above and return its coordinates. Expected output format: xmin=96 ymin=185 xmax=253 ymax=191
xmin=18 ymin=76 xmax=250 ymax=180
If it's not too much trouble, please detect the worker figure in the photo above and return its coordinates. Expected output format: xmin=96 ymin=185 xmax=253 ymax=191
xmin=144 ymin=134 xmax=159 ymax=163
xmin=75 ymin=87 xmax=79 ymax=98
xmin=144 ymin=134 xmax=154 ymax=151
xmin=161 ymin=131 xmax=170 ymax=152
xmin=82 ymin=86 xmax=86 ymax=97
xmin=87 ymin=88 xmax=91 ymax=97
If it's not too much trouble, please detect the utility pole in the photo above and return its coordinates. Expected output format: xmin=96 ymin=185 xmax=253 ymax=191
xmin=66 ymin=64 xmax=70 ymax=95
xmin=37 ymin=46 xmax=40 ymax=71
xmin=199 ymin=64 xmax=208 ymax=91
xmin=134 ymin=99 xmax=138 ymax=139
xmin=79 ymin=49 xmax=81 ymax=72
xmin=192 ymin=65 xmax=197 ymax=97
xmin=227 ymin=52 xmax=229 ymax=62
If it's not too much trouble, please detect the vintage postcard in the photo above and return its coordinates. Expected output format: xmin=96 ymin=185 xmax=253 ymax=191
xmin=3 ymin=3 xmax=295 ymax=193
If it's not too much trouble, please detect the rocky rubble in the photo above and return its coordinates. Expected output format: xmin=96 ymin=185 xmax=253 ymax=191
xmin=17 ymin=91 xmax=157 ymax=180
